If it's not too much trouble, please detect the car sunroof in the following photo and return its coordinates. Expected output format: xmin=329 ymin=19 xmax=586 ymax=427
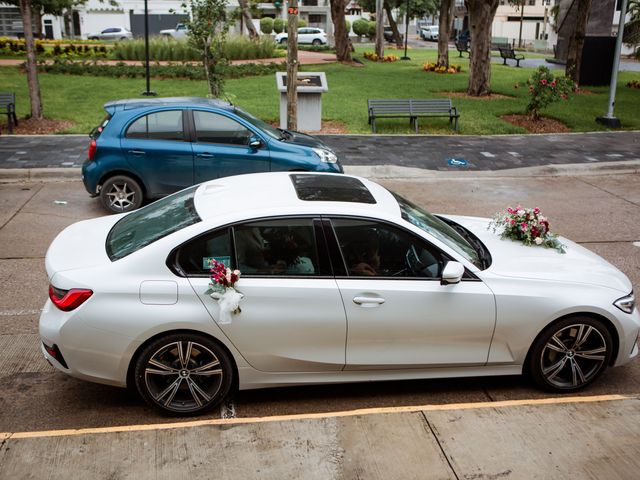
xmin=290 ymin=174 xmax=376 ymax=204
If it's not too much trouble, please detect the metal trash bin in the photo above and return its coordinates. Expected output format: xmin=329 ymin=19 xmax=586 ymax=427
xmin=276 ymin=72 xmax=328 ymax=132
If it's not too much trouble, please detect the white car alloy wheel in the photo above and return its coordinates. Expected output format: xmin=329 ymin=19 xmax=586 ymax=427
xmin=134 ymin=333 xmax=234 ymax=415
xmin=100 ymin=175 xmax=143 ymax=213
xmin=530 ymin=317 xmax=612 ymax=391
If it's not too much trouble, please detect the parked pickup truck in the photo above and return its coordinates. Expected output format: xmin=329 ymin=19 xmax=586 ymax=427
xmin=160 ymin=23 xmax=188 ymax=39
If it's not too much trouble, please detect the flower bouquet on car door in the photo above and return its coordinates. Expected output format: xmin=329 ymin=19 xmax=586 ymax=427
xmin=206 ymin=260 xmax=243 ymax=324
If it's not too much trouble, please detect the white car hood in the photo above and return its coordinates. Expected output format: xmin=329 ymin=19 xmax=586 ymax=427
xmin=45 ymin=214 xmax=121 ymax=280
xmin=444 ymin=215 xmax=632 ymax=294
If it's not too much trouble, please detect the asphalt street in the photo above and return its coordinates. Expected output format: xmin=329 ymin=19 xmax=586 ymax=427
xmin=0 ymin=131 xmax=639 ymax=171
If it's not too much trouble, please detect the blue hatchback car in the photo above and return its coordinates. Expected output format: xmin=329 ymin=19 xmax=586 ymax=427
xmin=82 ymin=97 xmax=343 ymax=213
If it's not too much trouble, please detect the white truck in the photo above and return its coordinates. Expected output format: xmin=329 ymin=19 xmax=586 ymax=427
xmin=160 ymin=23 xmax=189 ymax=39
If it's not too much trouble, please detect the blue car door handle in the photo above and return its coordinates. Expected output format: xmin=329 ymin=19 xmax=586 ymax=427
xmin=196 ymin=152 xmax=214 ymax=158
xmin=128 ymin=150 xmax=146 ymax=156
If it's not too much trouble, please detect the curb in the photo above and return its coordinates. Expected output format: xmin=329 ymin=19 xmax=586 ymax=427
xmin=1 ymin=160 xmax=640 ymax=185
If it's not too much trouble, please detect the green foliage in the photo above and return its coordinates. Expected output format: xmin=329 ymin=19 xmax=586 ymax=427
xmin=260 ymin=17 xmax=274 ymax=34
xmin=178 ymin=0 xmax=234 ymax=98
xmin=345 ymin=20 xmax=351 ymax=34
xmin=367 ymin=21 xmax=376 ymax=39
xmin=525 ymin=66 xmax=574 ymax=120
xmin=273 ymin=17 xmax=285 ymax=34
xmin=352 ymin=19 xmax=369 ymax=37
xmin=111 ymin=36 xmax=278 ymax=62
xmin=36 ymin=58 xmax=285 ymax=80
xmin=298 ymin=19 xmax=308 ymax=28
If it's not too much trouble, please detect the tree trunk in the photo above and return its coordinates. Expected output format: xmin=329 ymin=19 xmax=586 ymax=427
xmin=237 ymin=0 xmax=259 ymax=39
xmin=383 ymin=2 xmax=403 ymax=49
xmin=375 ymin=0 xmax=384 ymax=58
xmin=331 ymin=0 xmax=352 ymax=62
xmin=286 ymin=0 xmax=299 ymax=131
xmin=437 ymin=0 xmax=453 ymax=67
xmin=203 ymin=42 xmax=214 ymax=97
xmin=466 ymin=0 xmax=499 ymax=97
xmin=566 ymin=0 xmax=592 ymax=85
xmin=19 ymin=0 xmax=43 ymax=119
xmin=33 ymin=7 xmax=42 ymax=39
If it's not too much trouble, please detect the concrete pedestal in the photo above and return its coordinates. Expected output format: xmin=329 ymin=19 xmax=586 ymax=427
xmin=276 ymin=72 xmax=328 ymax=132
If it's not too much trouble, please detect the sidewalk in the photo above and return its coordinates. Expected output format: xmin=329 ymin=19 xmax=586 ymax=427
xmin=1 ymin=395 xmax=638 ymax=479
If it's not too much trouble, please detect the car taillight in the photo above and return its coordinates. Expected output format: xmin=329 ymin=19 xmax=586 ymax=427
xmin=87 ymin=139 xmax=97 ymax=161
xmin=49 ymin=285 xmax=93 ymax=312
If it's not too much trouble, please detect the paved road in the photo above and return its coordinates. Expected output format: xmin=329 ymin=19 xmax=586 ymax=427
xmin=1 ymin=131 xmax=639 ymax=171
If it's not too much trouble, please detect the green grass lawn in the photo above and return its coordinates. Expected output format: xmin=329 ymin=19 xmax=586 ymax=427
xmin=2 ymin=46 xmax=639 ymax=135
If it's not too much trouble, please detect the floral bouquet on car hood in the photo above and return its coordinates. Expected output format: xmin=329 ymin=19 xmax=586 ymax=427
xmin=489 ymin=206 xmax=566 ymax=253
xmin=206 ymin=260 xmax=243 ymax=324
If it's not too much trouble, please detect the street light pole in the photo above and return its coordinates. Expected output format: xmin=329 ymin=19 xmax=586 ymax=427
xmin=401 ymin=0 xmax=410 ymax=60
xmin=141 ymin=0 xmax=156 ymax=96
xmin=596 ymin=0 xmax=628 ymax=128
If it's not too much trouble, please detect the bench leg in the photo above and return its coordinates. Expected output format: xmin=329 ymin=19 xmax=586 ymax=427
xmin=454 ymin=116 xmax=459 ymax=132
xmin=7 ymin=114 xmax=13 ymax=134
xmin=503 ymin=58 xmax=507 ymax=65
xmin=371 ymin=118 xmax=376 ymax=133
xmin=413 ymin=118 xmax=419 ymax=134
xmin=516 ymin=59 xmax=521 ymax=67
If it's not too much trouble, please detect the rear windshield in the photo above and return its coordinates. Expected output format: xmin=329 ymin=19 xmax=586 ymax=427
xmin=90 ymin=113 xmax=111 ymax=139
xmin=106 ymin=186 xmax=201 ymax=261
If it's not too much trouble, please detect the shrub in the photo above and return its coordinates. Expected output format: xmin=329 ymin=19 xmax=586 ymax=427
xmin=273 ymin=18 xmax=285 ymax=34
xmin=627 ymin=79 xmax=640 ymax=89
xmin=526 ymin=66 xmax=574 ymax=121
xmin=367 ymin=21 xmax=376 ymax=39
xmin=345 ymin=20 xmax=351 ymax=33
xmin=36 ymin=58 xmax=285 ymax=80
xmin=298 ymin=19 xmax=307 ymax=28
xmin=352 ymin=19 xmax=369 ymax=38
xmin=260 ymin=17 xmax=274 ymax=35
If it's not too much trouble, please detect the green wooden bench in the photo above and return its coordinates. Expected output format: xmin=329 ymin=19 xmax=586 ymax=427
xmin=0 ymin=92 xmax=18 ymax=134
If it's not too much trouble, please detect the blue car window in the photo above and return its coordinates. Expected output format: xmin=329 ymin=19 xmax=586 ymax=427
xmin=194 ymin=111 xmax=252 ymax=146
xmin=125 ymin=110 xmax=184 ymax=141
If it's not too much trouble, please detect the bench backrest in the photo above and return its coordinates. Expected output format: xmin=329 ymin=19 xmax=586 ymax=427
xmin=368 ymin=99 xmax=453 ymax=115
xmin=455 ymin=41 xmax=469 ymax=50
xmin=499 ymin=47 xmax=515 ymax=56
xmin=0 ymin=92 xmax=15 ymax=108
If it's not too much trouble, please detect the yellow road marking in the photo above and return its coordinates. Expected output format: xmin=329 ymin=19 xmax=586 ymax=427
xmin=1 ymin=394 xmax=634 ymax=440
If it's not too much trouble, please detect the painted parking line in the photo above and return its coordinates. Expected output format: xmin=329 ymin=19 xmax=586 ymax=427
xmin=1 ymin=394 xmax=633 ymax=440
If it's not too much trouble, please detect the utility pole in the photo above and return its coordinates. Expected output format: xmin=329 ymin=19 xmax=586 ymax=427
xmin=286 ymin=0 xmax=299 ymax=130
xmin=596 ymin=0 xmax=628 ymax=128
xmin=518 ymin=0 xmax=525 ymax=48
xmin=141 ymin=0 xmax=156 ymax=96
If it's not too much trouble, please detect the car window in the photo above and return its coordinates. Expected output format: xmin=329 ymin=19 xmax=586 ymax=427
xmin=332 ymin=218 xmax=444 ymax=279
xmin=193 ymin=111 xmax=253 ymax=146
xmin=106 ymin=185 xmax=201 ymax=261
xmin=177 ymin=228 xmax=234 ymax=276
xmin=125 ymin=110 xmax=184 ymax=141
xmin=234 ymin=219 xmax=319 ymax=276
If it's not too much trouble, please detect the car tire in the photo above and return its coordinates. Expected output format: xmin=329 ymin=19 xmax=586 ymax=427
xmin=528 ymin=316 xmax=613 ymax=392
xmin=312 ymin=39 xmax=322 ymax=46
xmin=279 ymin=38 xmax=287 ymax=45
xmin=100 ymin=175 xmax=143 ymax=214
xmin=134 ymin=333 xmax=234 ymax=416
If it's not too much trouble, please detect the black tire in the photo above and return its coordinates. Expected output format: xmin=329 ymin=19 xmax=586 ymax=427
xmin=100 ymin=175 xmax=143 ymax=214
xmin=312 ymin=39 xmax=322 ymax=46
xmin=279 ymin=38 xmax=287 ymax=45
xmin=528 ymin=316 xmax=612 ymax=392
xmin=134 ymin=333 xmax=234 ymax=416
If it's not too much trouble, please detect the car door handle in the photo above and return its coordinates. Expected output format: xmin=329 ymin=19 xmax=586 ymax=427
xmin=196 ymin=152 xmax=214 ymax=158
xmin=353 ymin=296 xmax=385 ymax=305
xmin=128 ymin=150 xmax=146 ymax=156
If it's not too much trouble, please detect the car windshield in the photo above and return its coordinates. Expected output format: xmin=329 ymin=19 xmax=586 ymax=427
xmin=392 ymin=192 xmax=482 ymax=268
xmin=233 ymin=107 xmax=282 ymax=140
xmin=106 ymin=186 xmax=201 ymax=261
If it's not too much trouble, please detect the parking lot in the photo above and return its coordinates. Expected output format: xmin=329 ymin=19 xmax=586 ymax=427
xmin=0 ymin=164 xmax=639 ymax=477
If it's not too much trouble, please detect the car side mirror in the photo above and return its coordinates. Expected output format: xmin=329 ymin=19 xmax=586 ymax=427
xmin=441 ymin=261 xmax=464 ymax=285
xmin=248 ymin=136 xmax=263 ymax=149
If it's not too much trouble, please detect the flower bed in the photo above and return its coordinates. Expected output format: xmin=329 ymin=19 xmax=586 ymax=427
xmin=363 ymin=51 xmax=399 ymax=62
xmin=422 ymin=62 xmax=462 ymax=74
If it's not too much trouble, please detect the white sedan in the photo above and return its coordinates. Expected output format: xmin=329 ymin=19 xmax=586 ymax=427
xmin=40 ymin=173 xmax=638 ymax=415
xmin=275 ymin=28 xmax=327 ymax=46
xmin=88 ymin=27 xmax=132 ymax=41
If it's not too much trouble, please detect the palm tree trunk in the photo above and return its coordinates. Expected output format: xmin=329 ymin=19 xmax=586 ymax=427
xmin=331 ymin=0 xmax=352 ymax=62
xmin=566 ymin=0 xmax=592 ymax=85
xmin=437 ymin=0 xmax=453 ymax=67
xmin=466 ymin=0 xmax=499 ymax=96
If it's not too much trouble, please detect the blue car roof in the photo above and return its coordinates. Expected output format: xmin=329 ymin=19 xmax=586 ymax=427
xmin=103 ymin=97 xmax=233 ymax=115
